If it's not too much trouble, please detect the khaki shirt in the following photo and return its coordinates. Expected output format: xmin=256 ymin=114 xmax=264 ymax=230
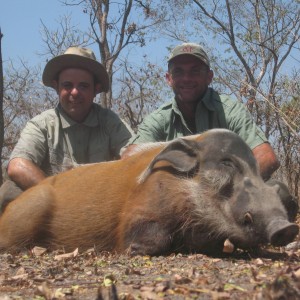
xmin=10 ymin=103 xmax=132 ymax=176
xmin=129 ymin=88 xmax=267 ymax=149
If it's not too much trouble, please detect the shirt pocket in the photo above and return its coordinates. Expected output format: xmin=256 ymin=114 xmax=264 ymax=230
xmin=48 ymin=146 xmax=74 ymax=174
xmin=88 ymin=135 xmax=111 ymax=163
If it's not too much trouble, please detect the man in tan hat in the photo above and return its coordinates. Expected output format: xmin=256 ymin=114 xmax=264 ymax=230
xmin=0 ymin=46 xmax=132 ymax=210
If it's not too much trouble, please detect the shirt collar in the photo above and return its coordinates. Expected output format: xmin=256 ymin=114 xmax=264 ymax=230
xmin=171 ymin=87 xmax=215 ymax=114
xmin=200 ymin=88 xmax=215 ymax=111
xmin=57 ymin=103 xmax=99 ymax=128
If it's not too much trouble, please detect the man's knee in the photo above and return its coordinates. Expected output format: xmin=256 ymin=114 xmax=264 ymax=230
xmin=0 ymin=180 xmax=23 ymax=212
xmin=266 ymin=179 xmax=299 ymax=222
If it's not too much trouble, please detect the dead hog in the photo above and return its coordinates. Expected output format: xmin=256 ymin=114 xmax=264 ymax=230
xmin=0 ymin=129 xmax=298 ymax=255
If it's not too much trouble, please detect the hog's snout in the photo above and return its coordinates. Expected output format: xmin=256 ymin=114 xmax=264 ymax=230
xmin=268 ymin=219 xmax=299 ymax=246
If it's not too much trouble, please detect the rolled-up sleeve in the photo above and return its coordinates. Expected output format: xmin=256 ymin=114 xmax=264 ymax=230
xmin=128 ymin=112 xmax=166 ymax=144
xmin=222 ymin=96 xmax=268 ymax=149
xmin=9 ymin=117 xmax=47 ymax=165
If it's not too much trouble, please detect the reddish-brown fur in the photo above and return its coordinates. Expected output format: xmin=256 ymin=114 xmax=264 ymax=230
xmin=0 ymin=133 xmax=207 ymax=252
xmin=0 ymin=129 xmax=298 ymax=255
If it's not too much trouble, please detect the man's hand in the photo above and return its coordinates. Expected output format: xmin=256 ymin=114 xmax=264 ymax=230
xmin=120 ymin=144 xmax=140 ymax=159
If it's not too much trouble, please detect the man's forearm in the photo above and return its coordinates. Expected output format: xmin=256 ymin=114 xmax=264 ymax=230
xmin=7 ymin=158 xmax=46 ymax=190
xmin=252 ymin=143 xmax=280 ymax=181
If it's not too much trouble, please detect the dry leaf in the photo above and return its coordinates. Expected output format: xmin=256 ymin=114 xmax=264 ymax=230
xmin=293 ymin=268 xmax=300 ymax=279
xmin=54 ymin=248 xmax=79 ymax=261
xmin=15 ymin=266 xmax=26 ymax=275
xmin=32 ymin=246 xmax=47 ymax=256
xmin=11 ymin=273 xmax=28 ymax=280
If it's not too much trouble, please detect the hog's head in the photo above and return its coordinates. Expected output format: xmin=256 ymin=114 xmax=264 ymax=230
xmin=139 ymin=129 xmax=299 ymax=254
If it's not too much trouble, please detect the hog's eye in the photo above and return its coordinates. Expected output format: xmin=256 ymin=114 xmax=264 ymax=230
xmin=220 ymin=159 xmax=235 ymax=169
xmin=244 ymin=212 xmax=253 ymax=225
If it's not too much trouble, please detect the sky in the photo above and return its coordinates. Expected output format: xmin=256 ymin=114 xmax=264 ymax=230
xmin=1 ymin=1 xmax=79 ymax=65
xmin=0 ymin=0 xmax=169 ymax=69
xmin=1 ymin=1 xmax=298 ymax=76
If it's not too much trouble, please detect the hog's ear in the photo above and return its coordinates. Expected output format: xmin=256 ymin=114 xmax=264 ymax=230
xmin=138 ymin=139 xmax=199 ymax=183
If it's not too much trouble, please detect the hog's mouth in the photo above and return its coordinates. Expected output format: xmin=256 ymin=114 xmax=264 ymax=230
xmin=222 ymin=234 xmax=265 ymax=253
xmin=223 ymin=222 xmax=299 ymax=253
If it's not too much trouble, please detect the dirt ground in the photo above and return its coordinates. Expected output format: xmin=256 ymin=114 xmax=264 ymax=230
xmin=0 ymin=215 xmax=299 ymax=300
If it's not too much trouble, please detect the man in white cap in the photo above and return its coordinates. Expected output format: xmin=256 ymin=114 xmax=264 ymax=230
xmin=126 ymin=42 xmax=278 ymax=180
xmin=124 ymin=42 xmax=298 ymax=220
xmin=0 ymin=46 xmax=132 ymax=210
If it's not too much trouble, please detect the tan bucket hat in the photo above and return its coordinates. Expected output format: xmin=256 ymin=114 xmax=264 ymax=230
xmin=42 ymin=46 xmax=109 ymax=93
xmin=168 ymin=43 xmax=210 ymax=68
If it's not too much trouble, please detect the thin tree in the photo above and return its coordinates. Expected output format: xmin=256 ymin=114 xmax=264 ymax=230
xmin=115 ymin=57 xmax=168 ymax=131
xmin=0 ymin=28 xmax=4 ymax=184
xmin=190 ymin=0 xmax=300 ymax=197
xmin=47 ymin=0 xmax=159 ymax=108
xmin=146 ymin=0 xmax=300 ymax=197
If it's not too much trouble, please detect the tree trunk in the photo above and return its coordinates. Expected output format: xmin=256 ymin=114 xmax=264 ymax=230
xmin=0 ymin=28 xmax=4 ymax=184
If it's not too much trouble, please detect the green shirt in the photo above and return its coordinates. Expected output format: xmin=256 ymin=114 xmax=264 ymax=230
xmin=129 ymin=87 xmax=267 ymax=149
xmin=10 ymin=103 xmax=132 ymax=176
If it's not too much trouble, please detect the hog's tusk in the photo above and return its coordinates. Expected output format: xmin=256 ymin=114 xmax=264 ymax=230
xmin=223 ymin=239 xmax=235 ymax=253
